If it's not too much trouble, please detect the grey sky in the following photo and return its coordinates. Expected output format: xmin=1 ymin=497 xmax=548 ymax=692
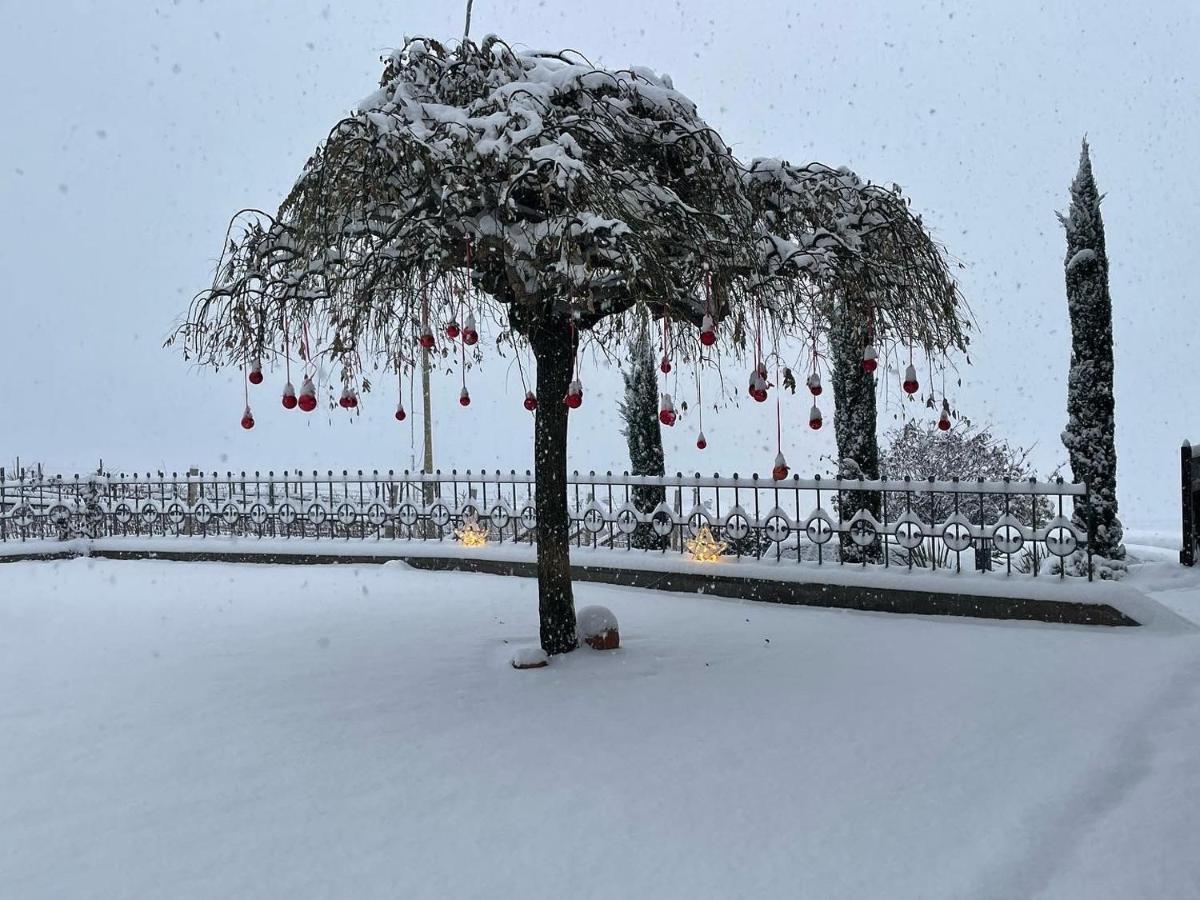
xmin=1 ymin=0 xmax=1196 ymax=530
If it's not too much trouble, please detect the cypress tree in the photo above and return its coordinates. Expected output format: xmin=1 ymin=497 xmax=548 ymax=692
xmin=619 ymin=316 xmax=669 ymax=549
xmin=1059 ymin=139 xmax=1125 ymax=569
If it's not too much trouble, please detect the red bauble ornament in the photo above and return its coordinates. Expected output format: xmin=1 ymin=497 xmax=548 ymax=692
xmin=699 ymin=313 xmax=716 ymax=346
xmin=751 ymin=387 xmax=768 ymax=403
xmin=459 ymin=387 xmax=471 ymax=407
xmin=395 ymin=404 xmax=407 ymax=422
xmin=523 ymin=391 xmax=538 ymax=412
xmin=462 ymin=312 xmax=479 ymax=346
xmin=660 ymin=356 xmax=672 ymax=374
xmin=809 ymin=404 xmax=823 ymax=430
xmin=807 ymin=372 xmax=823 ymax=396
xmin=298 ymin=377 xmax=317 ymax=412
xmin=418 ymin=330 xmax=436 ymax=350
xmin=862 ymin=345 xmax=879 ymax=374
xmin=771 ymin=451 xmax=789 ymax=482
xmin=445 ymin=321 xmax=460 ymax=339
xmin=248 ymin=364 xmax=264 ymax=385
xmin=938 ymin=399 xmax=952 ymax=431
xmin=564 ymin=379 xmax=583 ymax=409
xmin=696 ymin=431 xmax=707 ymax=450
xmin=658 ymin=393 xmax=676 ymax=426
xmin=281 ymin=382 xmax=297 ymax=410
xmin=902 ymin=363 xmax=919 ymax=396
xmin=346 ymin=392 xmax=358 ymax=409
xmin=240 ymin=406 xmax=255 ymax=430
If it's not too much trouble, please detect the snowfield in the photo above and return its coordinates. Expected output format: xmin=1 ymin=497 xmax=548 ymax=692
xmin=2 ymin=557 xmax=1200 ymax=899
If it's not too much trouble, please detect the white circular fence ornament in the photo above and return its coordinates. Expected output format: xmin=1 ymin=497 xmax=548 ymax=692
xmin=276 ymin=503 xmax=298 ymax=526
xmin=489 ymin=504 xmax=511 ymax=530
xmin=191 ymin=502 xmax=214 ymax=526
xmin=992 ymin=523 xmax=1025 ymax=556
xmin=615 ymin=507 xmax=639 ymax=535
xmin=139 ymin=501 xmax=161 ymax=527
xmin=848 ymin=517 xmax=878 ymax=548
xmin=220 ymin=502 xmax=242 ymax=527
xmin=365 ymin=503 xmax=388 ymax=527
xmin=651 ymin=509 xmax=674 ymax=537
xmin=248 ymin=503 xmax=270 ymax=526
xmin=47 ymin=503 xmax=72 ymax=527
xmin=893 ymin=515 xmax=925 ymax=551
xmin=306 ymin=502 xmax=328 ymax=527
xmin=335 ymin=502 xmax=358 ymax=526
xmin=724 ymin=512 xmax=751 ymax=542
xmin=582 ymin=507 xmax=607 ymax=534
xmin=428 ymin=504 xmax=452 ymax=529
xmin=941 ymin=517 xmax=973 ymax=553
xmin=1044 ymin=524 xmax=1078 ymax=558
xmin=521 ymin=505 xmax=537 ymax=530
xmin=164 ymin=501 xmax=188 ymax=526
xmin=396 ymin=503 xmax=419 ymax=527
xmin=804 ymin=511 xmax=835 ymax=545
xmin=763 ymin=514 xmax=791 ymax=543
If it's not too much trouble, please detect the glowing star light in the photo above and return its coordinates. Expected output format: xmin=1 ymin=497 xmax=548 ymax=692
xmin=685 ymin=524 xmax=728 ymax=562
xmin=454 ymin=519 xmax=488 ymax=547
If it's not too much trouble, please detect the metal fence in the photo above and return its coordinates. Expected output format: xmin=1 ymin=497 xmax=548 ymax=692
xmin=0 ymin=466 xmax=1092 ymax=578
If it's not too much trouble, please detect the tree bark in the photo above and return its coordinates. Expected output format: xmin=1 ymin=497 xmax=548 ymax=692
xmin=830 ymin=295 xmax=883 ymax=563
xmin=529 ymin=318 xmax=579 ymax=655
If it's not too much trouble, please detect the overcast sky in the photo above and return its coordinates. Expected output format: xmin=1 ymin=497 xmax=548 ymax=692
xmin=1 ymin=0 xmax=1196 ymax=531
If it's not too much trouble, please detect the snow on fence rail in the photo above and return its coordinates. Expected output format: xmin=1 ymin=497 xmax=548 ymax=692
xmin=0 ymin=467 xmax=1092 ymax=578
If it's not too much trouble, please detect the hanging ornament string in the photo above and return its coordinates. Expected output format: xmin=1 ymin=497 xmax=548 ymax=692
xmin=775 ymin=365 xmax=782 ymax=453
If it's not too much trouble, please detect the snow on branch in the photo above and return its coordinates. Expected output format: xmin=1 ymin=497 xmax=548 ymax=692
xmin=172 ymin=35 xmax=969 ymax=374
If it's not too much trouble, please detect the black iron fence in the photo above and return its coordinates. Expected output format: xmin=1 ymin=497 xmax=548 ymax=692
xmin=0 ymin=466 xmax=1092 ymax=578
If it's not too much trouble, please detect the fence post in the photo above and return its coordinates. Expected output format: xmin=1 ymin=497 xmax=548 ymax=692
xmin=1182 ymin=442 xmax=1196 ymax=566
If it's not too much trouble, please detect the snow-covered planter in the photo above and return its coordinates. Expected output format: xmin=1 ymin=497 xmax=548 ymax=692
xmin=576 ymin=605 xmax=619 ymax=650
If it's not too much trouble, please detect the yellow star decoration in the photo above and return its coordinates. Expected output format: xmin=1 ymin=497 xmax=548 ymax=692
xmin=454 ymin=519 xmax=489 ymax=547
xmin=685 ymin=523 xmax=728 ymax=562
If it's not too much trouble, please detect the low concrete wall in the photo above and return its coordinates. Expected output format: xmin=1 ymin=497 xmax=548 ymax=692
xmin=1 ymin=543 xmax=1139 ymax=627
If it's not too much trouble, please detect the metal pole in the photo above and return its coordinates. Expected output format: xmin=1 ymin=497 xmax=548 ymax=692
xmin=1182 ymin=441 xmax=1195 ymax=566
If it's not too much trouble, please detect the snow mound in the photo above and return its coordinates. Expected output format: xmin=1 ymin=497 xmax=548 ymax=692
xmin=510 ymin=647 xmax=549 ymax=669
xmin=576 ymin=605 xmax=618 ymax=639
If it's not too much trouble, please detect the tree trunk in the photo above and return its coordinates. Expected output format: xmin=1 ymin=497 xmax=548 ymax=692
xmin=529 ymin=320 xmax=579 ymax=655
xmin=830 ymin=295 xmax=883 ymax=563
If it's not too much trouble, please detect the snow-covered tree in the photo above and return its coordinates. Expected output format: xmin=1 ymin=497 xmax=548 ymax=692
xmin=174 ymin=37 xmax=968 ymax=654
xmin=1058 ymin=139 xmax=1125 ymax=571
xmin=618 ymin=314 xmax=668 ymax=550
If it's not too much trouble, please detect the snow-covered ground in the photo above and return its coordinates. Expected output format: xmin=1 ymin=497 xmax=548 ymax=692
xmin=2 ymin=557 xmax=1199 ymax=899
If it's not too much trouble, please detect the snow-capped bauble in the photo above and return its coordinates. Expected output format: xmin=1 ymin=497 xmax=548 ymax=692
xmin=297 ymin=376 xmax=317 ymax=412
xmin=564 ymin=379 xmax=583 ymax=409
xmin=660 ymin=355 xmax=672 ymax=374
xmin=862 ymin=344 xmax=878 ymax=374
xmin=748 ymin=367 xmax=769 ymax=402
xmin=696 ymin=431 xmax=707 ymax=450
xmin=902 ymin=363 xmax=919 ymax=395
xmin=807 ymin=371 xmax=823 ymax=396
xmin=658 ymin=393 xmax=677 ymax=427
xmin=395 ymin=403 xmax=407 ymax=422
xmin=771 ymin=451 xmax=789 ymax=482
xmin=938 ymin=399 xmax=951 ymax=431
xmin=445 ymin=320 xmax=460 ymax=339
xmin=809 ymin=403 xmax=823 ymax=430
xmin=699 ymin=313 xmax=716 ymax=347
xmin=462 ymin=312 xmax=479 ymax=346
xmin=248 ymin=361 xmax=264 ymax=385
xmin=240 ymin=406 xmax=255 ymax=430
xmin=523 ymin=391 xmax=538 ymax=412
xmin=459 ymin=386 xmax=471 ymax=407
xmin=281 ymin=382 xmax=297 ymax=410
xmin=346 ymin=390 xmax=358 ymax=409
xmin=418 ymin=327 xmax=436 ymax=350
xmin=338 ymin=388 xmax=351 ymax=409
